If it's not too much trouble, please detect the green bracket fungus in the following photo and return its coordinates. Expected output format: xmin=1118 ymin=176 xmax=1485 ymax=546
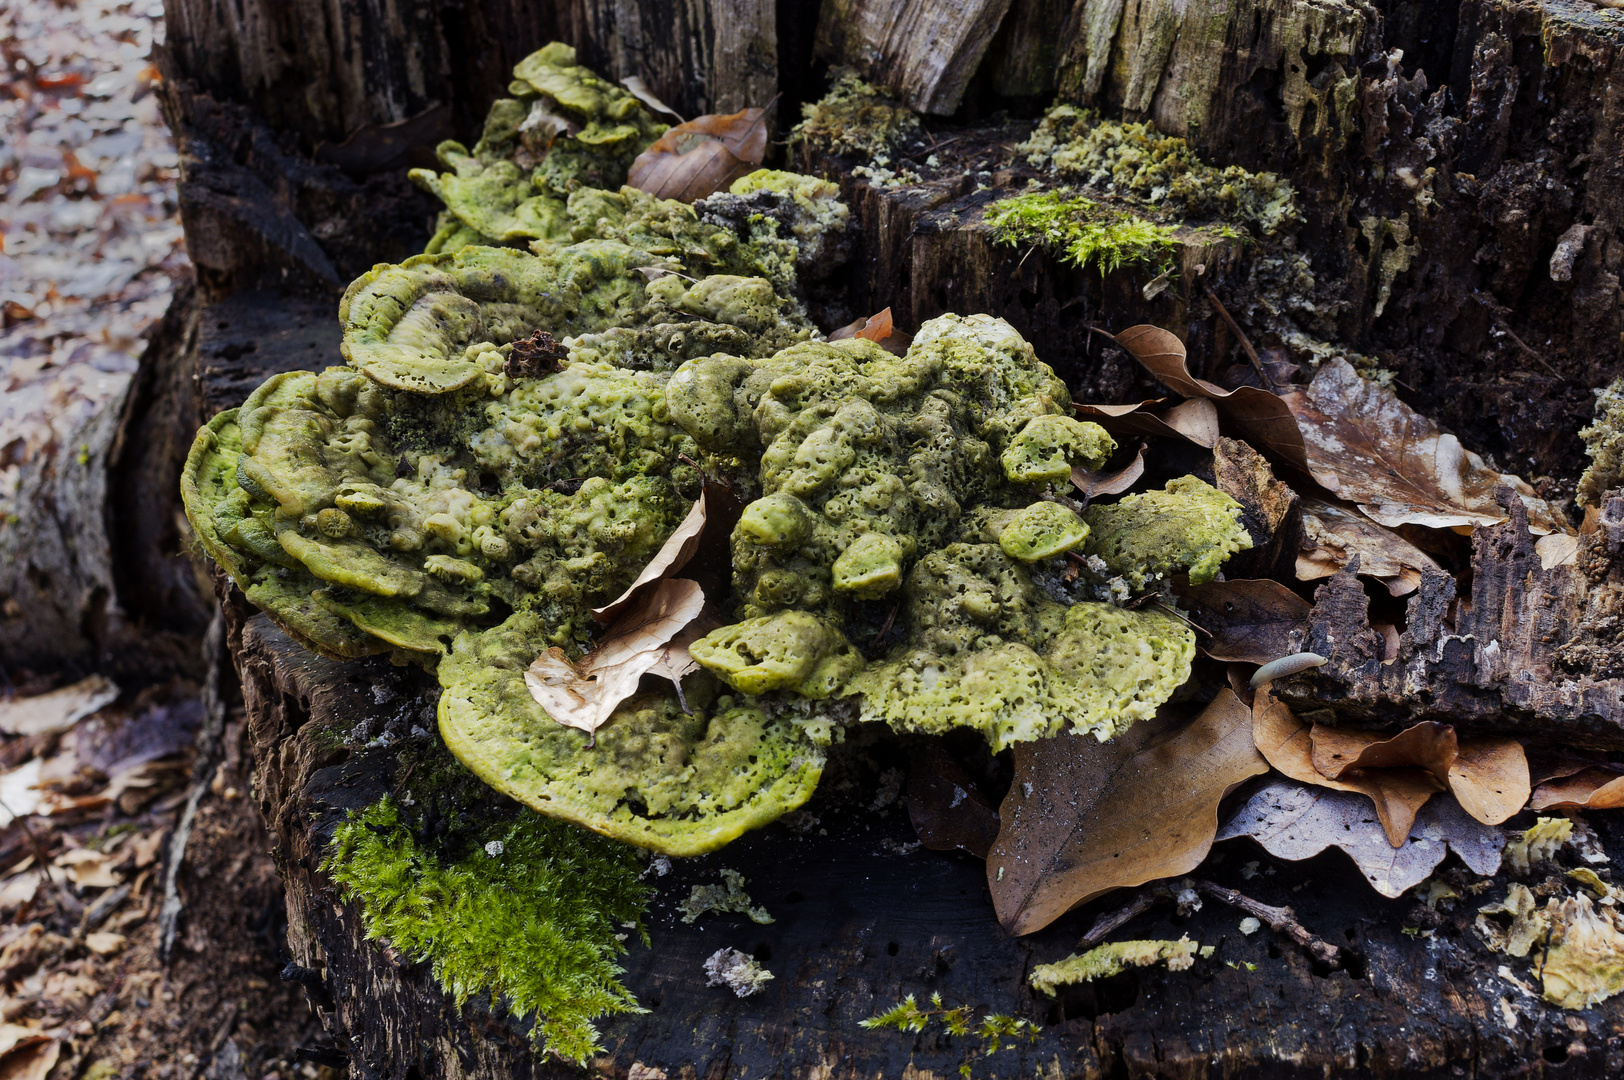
xmin=1001 ymin=413 xmax=1115 ymax=485
xmin=324 ymin=794 xmax=650 ymax=1064
xmin=1083 ymin=475 xmax=1253 ymax=589
xmin=689 ymin=611 xmax=864 ymax=696
xmin=437 ymin=611 xmax=829 ymax=855
xmin=998 ymin=502 xmax=1089 ymax=563
xmin=1029 ymin=938 xmax=1214 ymax=995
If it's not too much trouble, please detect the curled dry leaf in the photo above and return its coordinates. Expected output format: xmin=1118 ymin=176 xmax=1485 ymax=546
xmin=1280 ymin=358 xmax=1567 ymax=534
xmin=904 ymin=740 xmax=1000 ymax=858
xmin=1252 ymin=689 xmax=1438 ymax=847
xmin=1113 ymin=325 xmax=1308 ymax=470
xmin=620 ymin=75 xmax=684 ymax=121
xmin=627 ymin=106 xmax=770 ymax=203
xmin=1216 ymin=776 xmax=1503 ymax=898
xmin=1171 ymin=579 xmax=1310 ymax=665
xmin=594 ymin=491 xmax=709 ymax=622
xmin=527 ymin=578 xmax=707 ymax=737
xmin=986 ymin=690 xmax=1267 ymax=935
xmin=1297 ymin=496 xmax=1441 ymax=596
xmin=1074 ymin=398 xmax=1221 ymax=448
xmin=829 ymin=308 xmax=911 ymax=355
xmin=1071 ymin=442 xmax=1146 ymax=500
xmin=1531 ymin=766 xmax=1624 ymax=811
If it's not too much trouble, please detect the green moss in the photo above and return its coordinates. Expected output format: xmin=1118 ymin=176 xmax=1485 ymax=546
xmin=1029 ymin=937 xmax=1213 ymax=995
xmin=323 ymin=795 xmax=650 ymax=1063
xmin=1579 ymin=378 xmax=1624 ymax=508
xmin=1082 ymin=475 xmax=1252 ymax=589
xmin=986 ymin=189 xmax=1178 ymax=276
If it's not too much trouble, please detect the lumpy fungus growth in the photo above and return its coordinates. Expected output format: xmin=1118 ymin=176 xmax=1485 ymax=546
xmin=179 ymin=43 xmax=1261 ymax=1062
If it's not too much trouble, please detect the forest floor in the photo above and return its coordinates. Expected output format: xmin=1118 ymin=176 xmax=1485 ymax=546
xmin=0 ymin=3 xmax=326 ymax=1078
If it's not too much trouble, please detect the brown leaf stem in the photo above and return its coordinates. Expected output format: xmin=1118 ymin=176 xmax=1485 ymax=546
xmin=1202 ymin=284 xmax=1272 ymax=391
xmin=1193 ymin=879 xmax=1344 ymax=969
xmin=1078 ymin=886 xmax=1172 ymax=949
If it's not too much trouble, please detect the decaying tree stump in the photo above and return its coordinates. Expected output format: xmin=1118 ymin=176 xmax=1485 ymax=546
xmin=148 ymin=0 xmax=1624 ymax=1075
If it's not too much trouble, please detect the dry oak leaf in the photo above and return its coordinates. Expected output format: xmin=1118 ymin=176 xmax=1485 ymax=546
xmin=1280 ymin=358 xmax=1567 ymax=534
xmin=1171 ymin=578 xmax=1310 ymax=665
xmin=627 ymin=107 xmax=770 ymax=203
xmin=526 ymin=578 xmax=706 ymax=737
xmin=1296 ymin=496 xmax=1442 ymax=596
xmin=1073 ymin=397 xmax=1221 ymax=449
xmin=1113 ymin=325 xmax=1308 ymax=470
xmin=904 ymin=740 xmax=1001 ymax=858
xmin=1072 ymin=442 xmax=1146 ymax=500
xmin=1217 ymin=776 xmax=1504 ymax=898
xmin=986 ymin=689 xmax=1267 ymax=935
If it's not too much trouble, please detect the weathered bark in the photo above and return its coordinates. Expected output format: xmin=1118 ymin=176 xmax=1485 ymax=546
xmin=814 ymin=0 xmax=1017 ymax=114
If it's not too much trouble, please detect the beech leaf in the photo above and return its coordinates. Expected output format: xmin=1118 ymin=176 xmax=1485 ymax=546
xmin=829 ymin=307 xmax=912 ymax=355
xmin=1172 ymin=579 xmax=1310 ymax=664
xmin=986 ymin=690 xmax=1267 ymax=936
xmin=1074 ymin=398 xmax=1221 ymax=448
xmin=627 ymin=107 xmax=770 ymax=202
xmin=526 ymin=578 xmax=706 ymax=737
xmin=1113 ymin=325 xmax=1308 ymax=470
xmin=594 ymin=491 xmax=709 ymax=622
xmin=904 ymin=741 xmax=1000 ymax=858
xmin=1296 ymin=496 xmax=1442 ymax=596
xmin=1071 ymin=442 xmax=1145 ymax=499
xmin=1216 ymin=777 xmax=1504 ymax=898
xmin=619 ymin=75 xmax=684 ymax=121
xmin=1280 ymin=358 xmax=1567 ymax=534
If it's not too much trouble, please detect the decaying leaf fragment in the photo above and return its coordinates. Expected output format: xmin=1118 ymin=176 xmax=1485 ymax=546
xmin=593 ymin=493 xmax=710 ymax=622
xmin=904 ymin=741 xmax=1000 ymax=858
xmin=1216 ymin=776 xmax=1504 ymax=898
xmin=1296 ymin=496 xmax=1441 ymax=596
xmin=986 ymin=690 xmax=1267 ymax=935
xmin=1113 ymin=325 xmax=1308 ymax=470
xmin=1531 ymin=764 xmax=1624 ymax=811
xmin=526 ymin=578 xmax=706 ymax=737
xmin=1281 ymin=358 xmax=1567 ymax=534
xmin=627 ymin=107 xmax=770 ymax=202
xmin=1073 ymin=398 xmax=1220 ymax=448
xmin=1476 ymin=883 xmax=1550 ymax=958
xmin=1072 ymin=442 xmax=1146 ymax=500
xmin=828 ymin=307 xmax=911 ymax=355
xmin=1172 ymin=579 xmax=1309 ymax=664
xmin=1029 ymin=938 xmax=1213 ymax=995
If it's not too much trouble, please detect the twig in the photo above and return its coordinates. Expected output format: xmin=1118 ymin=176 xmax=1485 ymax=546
xmin=1471 ymin=292 xmax=1560 ymax=376
xmin=1039 ymin=491 xmax=1088 ymax=516
xmin=1193 ymin=879 xmax=1344 ymax=969
xmin=160 ymin=608 xmax=229 ymax=963
xmin=1202 ymin=283 xmax=1273 ymax=391
xmin=1148 ymin=600 xmax=1208 ymax=637
xmin=1078 ymin=886 xmax=1172 ymax=949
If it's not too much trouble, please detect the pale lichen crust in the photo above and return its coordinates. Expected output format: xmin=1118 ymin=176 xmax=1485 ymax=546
xmin=437 ymin=612 xmax=827 ymax=856
xmin=1579 ymin=378 xmax=1624 ymax=507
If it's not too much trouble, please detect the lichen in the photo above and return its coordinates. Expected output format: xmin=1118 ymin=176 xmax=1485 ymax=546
xmin=1029 ymin=937 xmax=1214 ymax=995
xmin=1541 ymin=894 xmax=1624 ymax=1009
xmin=703 ymin=947 xmax=774 ymax=997
xmin=323 ymin=795 xmax=650 ymax=1064
xmin=679 ymin=869 xmax=773 ymax=924
xmin=1506 ymin=816 xmax=1574 ymax=875
xmin=789 ymin=68 xmax=924 ymax=162
xmin=1579 ymin=378 xmax=1624 ymax=507
xmin=985 ymin=189 xmax=1178 ymax=276
xmin=1017 ymin=105 xmax=1298 ymax=236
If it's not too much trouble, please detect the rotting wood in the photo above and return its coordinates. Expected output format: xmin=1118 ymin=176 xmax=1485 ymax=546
xmin=814 ymin=0 xmax=1018 ymax=114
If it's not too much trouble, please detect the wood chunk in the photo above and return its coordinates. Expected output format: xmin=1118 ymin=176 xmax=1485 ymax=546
xmin=814 ymin=0 xmax=1017 ymax=114
xmin=1212 ymin=436 xmax=1300 ymax=579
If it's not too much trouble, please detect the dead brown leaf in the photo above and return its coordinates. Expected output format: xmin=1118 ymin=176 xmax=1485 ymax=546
xmin=1071 ymin=442 xmax=1145 ymax=500
xmin=594 ymin=493 xmax=709 ymax=622
xmin=626 ymin=107 xmax=770 ymax=202
xmin=1305 ymin=721 xmax=1529 ymax=824
xmin=620 ymin=75 xmax=684 ymax=121
xmin=54 ymin=847 xmax=120 ymax=889
xmin=828 ymin=308 xmax=912 ymax=355
xmin=1074 ymin=397 xmax=1221 ymax=448
xmin=1531 ymin=766 xmax=1624 ymax=811
xmin=1251 ymin=690 xmax=1439 ymax=847
xmin=1297 ymin=496 xmax=1441 ymax=596
xmin=1280 ymin=359 xmax=1567 ymax=534
xmin=986 ymin=690 xmax=1267 ymax=935
xmin=527 ymin=578 xmax=707 ymax=737
xmin=904 ymin=741 xmax=1000 ymax=858
xmin=1172 ymin=579 xmax=1310 ymax=664
xmin=0 ymin=1036 xmax=57 ymax=1080
xmin=1113 ymin=325 xmax=1309 ymax=470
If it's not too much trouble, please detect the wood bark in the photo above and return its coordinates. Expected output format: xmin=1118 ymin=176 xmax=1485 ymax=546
xmin=140 ymin=0 xmax=1624 ymax=1075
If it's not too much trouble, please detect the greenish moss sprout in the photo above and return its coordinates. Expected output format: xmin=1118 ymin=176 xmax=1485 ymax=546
xmin=985 ymin=189 xmax=1177 ymax=276
xmin=324 ymin=796 xmax=652 ymax=1064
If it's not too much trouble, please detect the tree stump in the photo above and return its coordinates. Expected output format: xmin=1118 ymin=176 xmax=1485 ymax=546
xmin=153 ymin=0 xmax=1624 ymax=1074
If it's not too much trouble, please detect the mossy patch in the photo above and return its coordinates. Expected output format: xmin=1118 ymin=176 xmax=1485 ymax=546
xmin=986 ymin=189 xmax=1178 ymax=276
xmin=1029 ymin=937 xmax=1213 ymax=995
xmin=790 ymin=68 xmax=925 ymax=162
xmin=324 ymin=794 xmax=650 ymax=1064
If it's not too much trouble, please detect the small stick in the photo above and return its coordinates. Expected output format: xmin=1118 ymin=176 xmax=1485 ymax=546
xmin=1148 ymin=600 xmax=1208 ymax=637
xmin=1039 ymin=491 xmax=1088 ymax=516
xmin=1078 ymin=886 xmax=1172 ymax=949
xmin=1472 ymin=293 xmax=1560 ymax=377
xmin=1194 ymin=879 xmax=1344 ymax=969
xmin=1202 ymin=283 xmax=1273 ymax=391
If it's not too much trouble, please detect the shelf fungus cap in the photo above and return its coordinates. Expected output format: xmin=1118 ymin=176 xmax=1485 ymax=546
xmin=690 ymin=611 xmax=865 ymax=698
xmin=1002 ymin=415 xmax=1116 ymax=486
xmin=999 ymin=501 xmax=1090 ymax=563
